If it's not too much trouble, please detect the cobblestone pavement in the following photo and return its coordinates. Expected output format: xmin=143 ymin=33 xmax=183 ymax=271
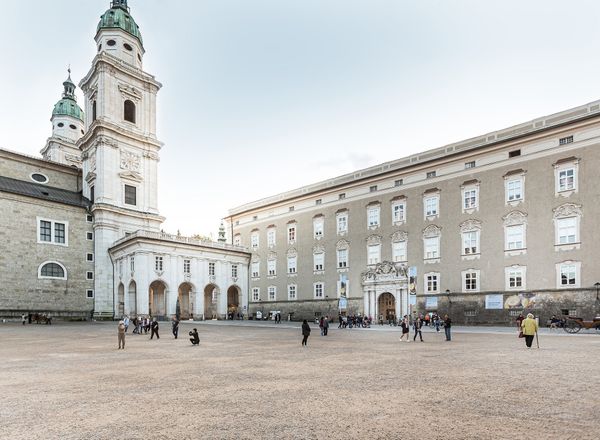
xmin=1 ymin=321 xmax=598 ymax=440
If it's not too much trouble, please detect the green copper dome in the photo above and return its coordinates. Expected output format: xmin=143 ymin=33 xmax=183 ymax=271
xmin=52 ymin=73 xmax=84 ymax=122
xmin=97 ymin=1 xmax=143 ymax=46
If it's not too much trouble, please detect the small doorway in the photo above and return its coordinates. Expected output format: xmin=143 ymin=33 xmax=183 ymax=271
xmin=227 ymin=286 xmax=240 ymax=319
xmin=378 ymin=292 xmax=396 ymax=323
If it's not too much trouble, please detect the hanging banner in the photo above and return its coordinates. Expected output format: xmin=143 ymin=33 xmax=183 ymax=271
xmin=409 ymin=266 xmax=417 ymax=295
xmin=338 ymin=297 xmax=348 ymax=310
xmin=409 ymin=295 xmax=417 ymax=305
xmin=338 ymin=273 xmax=348 ymax=298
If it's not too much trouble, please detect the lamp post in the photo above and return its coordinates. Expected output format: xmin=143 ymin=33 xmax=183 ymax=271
xmin=595 ymin=282 xmax=600 ymax=301
xmin=446 ymin=289 xmax=452 ymax=316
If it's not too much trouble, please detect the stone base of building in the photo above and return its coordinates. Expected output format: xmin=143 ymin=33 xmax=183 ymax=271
xmin=248 ymin=298 xmax=364 ymax=322
xmin=415 ymin=289 xmax=599 ymax=325
xmin=0 ymin=310 xmax=93 ymax=320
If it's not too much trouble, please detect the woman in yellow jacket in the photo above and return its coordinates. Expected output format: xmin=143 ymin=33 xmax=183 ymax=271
xmin=521 ymin=313 xmax=538 ymax=348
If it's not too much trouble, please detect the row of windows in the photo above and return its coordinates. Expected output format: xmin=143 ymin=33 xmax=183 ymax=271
xmin=251 ymin=282 xmax=325 ymax=302
xmin=241 ymin=154 xmax=579 ymax=229
xmin=251 ymin=260 xmax=581 ymax=303
xmin=240 ymin=159 xmax=578 ymax=247
xmin=423 ymin=261 xmax=581 ymax=293
xmin=149 ymin=256 xmax=238 ymax=278
xmin=249 ymin=205 xmax=581 ymax=278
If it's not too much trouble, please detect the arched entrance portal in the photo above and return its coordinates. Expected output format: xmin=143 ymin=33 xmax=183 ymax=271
xmin=204 ymin=284 xmax=218 ymax=320
xmin=117 ymin=283 xmax=125 ymax=317
xmin=378 ymin=292 xmax=396 ymax=322
xmin=128 ymin=281 xmax=137 ymax=315
xmin=149 ymin=280 xmax=167 ymax=318
xmin=227 ymin=285 xmax=241 ymax=319
xmin=178 ymin=283 xmax=194 ymax=320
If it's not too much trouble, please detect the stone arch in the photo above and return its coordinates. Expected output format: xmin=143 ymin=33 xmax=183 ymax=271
xmin=178 ymin=282 xmax=195 ymax=320
xmin=117 ymin=282 xmax=125 ymax=317
xmin=204 ymin=283 xmax=219 ymax=320
xmin=227 ymin=285 xmax=242 ymax=319
xmin=149 ymin=279 xmax=168 ymax=318
xmin=128 ymin=280 xmax=137 ymax=315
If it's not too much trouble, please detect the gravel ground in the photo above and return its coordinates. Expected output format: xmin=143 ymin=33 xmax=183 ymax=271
xmin=0 ymin=321 xmax=598 ymax=440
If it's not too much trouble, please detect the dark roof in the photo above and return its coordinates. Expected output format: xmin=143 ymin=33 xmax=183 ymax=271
xmin=0 ymin=176 xmax=90 ymax=208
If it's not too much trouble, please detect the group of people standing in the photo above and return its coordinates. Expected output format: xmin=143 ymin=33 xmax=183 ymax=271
xmin=398 ymin=314 xmax=452 ymax=342
xmin=116 ymin=315 xmax=192 ymax=349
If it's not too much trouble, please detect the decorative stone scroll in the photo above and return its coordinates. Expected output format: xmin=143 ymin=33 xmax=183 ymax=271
xmin=422 ymin=224 xmax=442 ymax=238
xmin=503 ymin=211 xmax=528 ymax=226
xmin=336 ymin=239 xmax=350 ymax=250
xmin=391 ymin=230 xmax=408 ymax=242
xmin=459 ymin=219 xmax=482 ymax=232
xmin=120 ymin=150 xmax=141 ymax=173
xmin=553 ymin=203 xmax=582 ymax=219
xmin=365 ymin=234 xmax=382 ymax=245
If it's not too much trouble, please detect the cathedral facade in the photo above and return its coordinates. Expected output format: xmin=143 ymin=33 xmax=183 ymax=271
xmin=0 ymin=0 xmax=250 ymax=320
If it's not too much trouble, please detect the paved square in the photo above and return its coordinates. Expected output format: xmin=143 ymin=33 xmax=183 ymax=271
xmin=1 ymin=321 xmax=598 ymax=439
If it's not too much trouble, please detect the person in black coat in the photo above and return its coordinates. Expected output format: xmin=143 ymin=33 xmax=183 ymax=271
xmin=189 ymin=328 xmax=199 ymax=345
xmin=301 ymin=320 xmax=311 ymax=346
xmin=150 ymin=319 xmax=159 ymax=339
xmin=172 ymin=318 xmax=179 ymax=339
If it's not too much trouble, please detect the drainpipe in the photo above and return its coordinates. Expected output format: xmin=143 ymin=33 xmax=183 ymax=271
xmin=109 ymin=251 xmax=116 ymax=320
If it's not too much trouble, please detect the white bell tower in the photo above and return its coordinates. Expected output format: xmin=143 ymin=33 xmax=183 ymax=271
xmin=78 ymin=0 xmax=164 ymax=318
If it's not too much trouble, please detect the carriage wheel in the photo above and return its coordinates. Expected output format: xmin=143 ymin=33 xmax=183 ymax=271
xmin=564 ymin=320 xmax=582 ymax=334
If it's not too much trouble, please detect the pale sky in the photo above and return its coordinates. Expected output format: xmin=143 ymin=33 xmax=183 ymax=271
xmin=2 ymin=0 xmax=600 ymax=238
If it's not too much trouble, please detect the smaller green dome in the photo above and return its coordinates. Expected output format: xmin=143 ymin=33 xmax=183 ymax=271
xmin=52 ymin=98 xmax=84 ymax=122
xmin=97 ymin=1 xmax=143 ymax=46
xmin=52 ymin=71 xmax=84 ymax=122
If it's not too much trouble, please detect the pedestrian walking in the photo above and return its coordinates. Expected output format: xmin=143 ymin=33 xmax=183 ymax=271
xmin=521 ymin=313 xmax=538 ymax=349
xmin=301 ymin=319 xmax=311 ymax=346
xmin=117 ymin=320 xmax=126 ymax=349
xmin=189 ymin=328 xmax=199 ymax=345
xmin=413 ymin=315 xmax=424 ymax=342
xmin=515 ymin=313 xmax=525 ymax=334
xmin=400 ymin=315 xmax=410 ymax=342
xmin=172 ymin=318 xmax=179 ymax=339
xmin=124 ymin=315 xmax=130 ymax=332
xmin=444 ymin=314 xmax=452 ymax=341
xmin=150 ymin=319 xmax=160 ymax=339
xmin=323 ymin=316 xmax=329 ymax=336
xmin=319 ymin=317 xmax=324 ymax=336
xmin=21 ymin=314 xmax=27 ymax=325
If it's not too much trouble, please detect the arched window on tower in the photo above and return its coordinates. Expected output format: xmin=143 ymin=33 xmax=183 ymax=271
xmin=92 ymin=100 xmax=97 ymax=121
xmin=124 ymin=100 xmax=136 ymax=123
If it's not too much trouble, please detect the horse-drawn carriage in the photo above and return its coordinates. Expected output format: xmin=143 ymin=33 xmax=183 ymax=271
xmin=563 ymin=316 xmax=600 ymax=333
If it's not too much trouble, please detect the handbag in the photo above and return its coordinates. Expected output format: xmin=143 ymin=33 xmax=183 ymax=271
xmin=518 ymin=331 xmax=524 ymax=338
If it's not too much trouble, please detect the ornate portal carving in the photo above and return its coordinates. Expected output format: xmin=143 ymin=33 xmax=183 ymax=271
xmin=286 ymin=248 xmax=297 ymax=257
xmin=553 ymin=203 xmax=582 ymax=219
xmin=361 ymin=261 xmax=408 ymax=281
xmin=120 ymin=150 xmax=141 ymax=173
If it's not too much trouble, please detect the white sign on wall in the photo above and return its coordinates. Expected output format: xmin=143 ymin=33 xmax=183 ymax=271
xmin=425 ymin=296 xmax=438 ymax=309
xmin=485 ymin=294 xmax=504 ymax=310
